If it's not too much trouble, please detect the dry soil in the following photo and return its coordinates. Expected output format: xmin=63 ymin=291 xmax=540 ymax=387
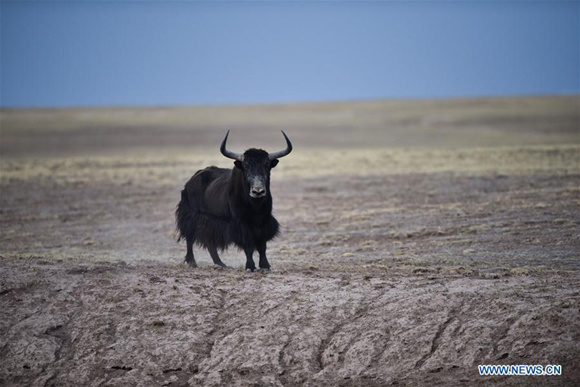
xmin=1 ymin=96 xmax=579 ymax=386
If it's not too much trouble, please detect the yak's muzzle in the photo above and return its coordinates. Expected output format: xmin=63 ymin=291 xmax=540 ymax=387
xmin=250 ymin=186 xmax=266 ymax=198
xmin=249 ymin=178 xmax=267 ymax=198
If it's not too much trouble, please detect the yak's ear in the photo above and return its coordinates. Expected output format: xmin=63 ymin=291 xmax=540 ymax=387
xmin=234 ymin=160 xmax=243 ymax=169
xmin=270 ymin=159 xmax=279 ymax=169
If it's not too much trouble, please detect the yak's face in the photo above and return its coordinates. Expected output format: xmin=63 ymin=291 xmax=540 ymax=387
xmin=234 ymin=149 xmax=279 ymax=199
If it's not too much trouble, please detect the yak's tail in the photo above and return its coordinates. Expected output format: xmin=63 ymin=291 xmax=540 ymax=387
xmin=175 ymin=189 xmax=193 ymax=242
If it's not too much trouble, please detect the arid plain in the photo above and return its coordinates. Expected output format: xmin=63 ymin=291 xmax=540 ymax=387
xmin=1 ymin=96 xmax=579 ymax=386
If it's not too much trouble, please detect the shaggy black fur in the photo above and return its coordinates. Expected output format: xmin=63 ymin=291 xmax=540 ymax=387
xmin=176 ymin=149 xmax=281 ymax=271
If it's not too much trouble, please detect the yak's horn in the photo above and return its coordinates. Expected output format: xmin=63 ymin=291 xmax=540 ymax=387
xmin=268 ymin=131 xmax=293 ymax=160
xmin=220 ymin=130 xmax=244 ymax=161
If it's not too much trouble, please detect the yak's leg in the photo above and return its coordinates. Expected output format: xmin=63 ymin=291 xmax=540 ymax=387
xmin=244 ymin=246 xmax=257 ymax=272
xmin=208 ymin=246 xmax=228 ymax=268
xmin=257 ymin=241 xmax=271 ymax=270
xmin=185 ymin=236 xmax=197 ymax=268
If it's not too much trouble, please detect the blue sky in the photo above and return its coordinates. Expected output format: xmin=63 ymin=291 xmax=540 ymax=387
xmin=1 ymin=1 xmax=578 ymax=107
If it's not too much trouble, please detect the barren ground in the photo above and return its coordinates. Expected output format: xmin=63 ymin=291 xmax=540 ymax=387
xmin=1 ymin=96 xmax=579 ymax=386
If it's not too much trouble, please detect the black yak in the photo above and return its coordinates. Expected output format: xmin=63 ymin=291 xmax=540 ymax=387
xmin=176 ymin=130 xmax=292 ymax=271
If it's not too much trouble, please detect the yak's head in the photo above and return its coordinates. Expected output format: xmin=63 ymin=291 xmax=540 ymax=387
xmin=220 ymin=130 xmax=292 ymax=199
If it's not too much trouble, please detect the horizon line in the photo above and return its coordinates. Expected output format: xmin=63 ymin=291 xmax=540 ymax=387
xmin=1 ymin=92 xmax=578 ymax=110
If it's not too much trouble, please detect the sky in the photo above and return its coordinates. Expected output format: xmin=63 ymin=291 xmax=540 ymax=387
xmin=1 ymin=1 xmax=579 ymax=107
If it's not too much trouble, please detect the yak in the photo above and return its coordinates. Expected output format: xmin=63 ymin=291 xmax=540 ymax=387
xmin=175 ymin=130 xmax=292 ymax=271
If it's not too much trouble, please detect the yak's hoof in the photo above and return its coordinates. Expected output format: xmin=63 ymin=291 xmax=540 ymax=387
xmin=259 ymin=267 xmax=271 ymax=273
xmin=215 ymin=263 xmax=229 ymax=269
xmin=186 ymin=261 xmax=197 ymax=268
xmin=245 ymin=268 xmax=257 ymax=273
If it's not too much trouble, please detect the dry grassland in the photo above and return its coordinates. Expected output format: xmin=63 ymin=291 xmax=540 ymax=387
xmin=1 ymin=96 xmax=579 ymax=386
